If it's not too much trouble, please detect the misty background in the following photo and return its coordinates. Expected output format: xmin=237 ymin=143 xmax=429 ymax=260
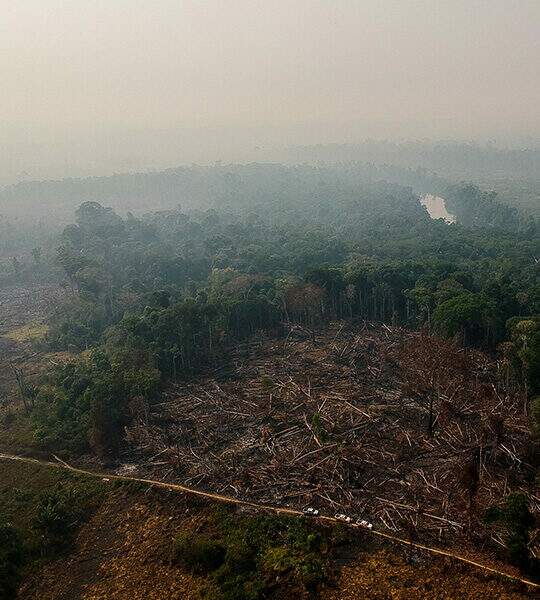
xmin=2 ymin=0 xmax=540 ymax=183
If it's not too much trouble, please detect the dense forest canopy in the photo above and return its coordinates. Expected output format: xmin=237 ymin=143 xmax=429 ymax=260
xmin=0 ymin=159 xmax=538 ymax=260
xmin=2 ymin=168 xmax=537 ymax=441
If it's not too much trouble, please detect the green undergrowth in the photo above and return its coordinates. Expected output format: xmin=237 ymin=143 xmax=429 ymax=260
xmin=173 ymin=505 xmax=358 ymax=600
xmin=0 ymin=460 xmax=108 ymax=599
xmin=0 ymin=409 xmax=36 ymax=454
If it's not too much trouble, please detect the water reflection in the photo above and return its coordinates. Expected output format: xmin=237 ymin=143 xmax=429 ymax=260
xmin=420 ymin=194 xmax=456 ymax=224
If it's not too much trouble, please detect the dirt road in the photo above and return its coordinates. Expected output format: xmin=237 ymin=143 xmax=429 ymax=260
xmin=0 ymin=451 xmax=537 ymax=591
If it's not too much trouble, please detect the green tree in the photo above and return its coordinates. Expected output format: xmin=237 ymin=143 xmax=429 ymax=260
xmin=507 ymin=317 xmax=540 ymax=397
xmin=433 ymin=292 xmax=500 ymax=346
xmin=485 ymin=493 xmax=536 ymax=571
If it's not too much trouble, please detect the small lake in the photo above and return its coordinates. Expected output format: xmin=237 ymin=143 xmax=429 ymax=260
xmin=420 ymin=194 xmax=456 ymax=224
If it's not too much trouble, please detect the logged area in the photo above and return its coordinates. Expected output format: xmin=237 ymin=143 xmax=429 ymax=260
xmin=126 ymin=324 xmax=534 ymax=548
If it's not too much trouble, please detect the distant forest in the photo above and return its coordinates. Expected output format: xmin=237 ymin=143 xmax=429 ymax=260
xmin=1 ymin=158 xmax=538 ymax=258
xmin=283 ymin=141 xmax=540 ymax=179
xmin=283 ymin=141 xmax=540 ymax=217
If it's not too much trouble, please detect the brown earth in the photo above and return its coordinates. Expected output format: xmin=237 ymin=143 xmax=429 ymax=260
xmin=18 ymin=481 xmax=533 ymax=600
xmin=19 ymin=490 xmax=205 ymax=600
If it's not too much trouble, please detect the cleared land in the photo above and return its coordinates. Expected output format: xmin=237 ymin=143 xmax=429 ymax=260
xmin=0 ymin=288 xmax=536 ymax=589
xmin=0 ymin=284 xmax=68 ymax=402
xmin=123 ymin=323 xmax=536 ymax=555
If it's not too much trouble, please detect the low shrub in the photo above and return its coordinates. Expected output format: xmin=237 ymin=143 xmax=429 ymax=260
xmin=297 ymin=554 xmax=325 ymax=591
xmin=260 ymin=546 xmax=294 ymax=576
xmin=175 ymin=509 xmax=337 ymax=599
xmin=0 ymin=520 xmax=25 ymax=600
xmin=33 ymin=482 xmax=103 ymax=551
xmin=485 ymin=493 xmax=536 ymax=572
xmin=174 ymin=532 xmax=226 ymax=573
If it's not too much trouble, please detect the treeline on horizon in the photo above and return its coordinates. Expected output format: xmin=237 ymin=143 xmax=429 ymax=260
xmin=0 ymin=161 xmax=538 ymax=261
xmin=284 ymin=140 xmax=540 ymax=180
xmin=1 ymin=175 xmax=534 ymax=458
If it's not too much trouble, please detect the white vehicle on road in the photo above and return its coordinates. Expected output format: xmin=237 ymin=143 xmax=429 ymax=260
xmin=356 ymin=518 xmax=373 ymax=530
xmin=303 ymin=507 xmax=320 ymax=517
xmin=334 ymin=513 xmax=352 ymax=523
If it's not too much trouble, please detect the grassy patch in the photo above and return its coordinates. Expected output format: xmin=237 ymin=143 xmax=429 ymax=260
xmin=0 ymin=409 xmax=36 ymax=453
xmin=0 ymin=461 xmax=105 ymax=542
xmin=4 ymin=324 xmax=49 ymax=344
xmin=0 ymin=460 xmax=107 ymax=599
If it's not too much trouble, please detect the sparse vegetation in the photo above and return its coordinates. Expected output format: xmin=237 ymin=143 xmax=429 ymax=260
xmin=0 ymin=462 xmax=108 ymax=599
xmin=173 ymin=509 xmax=344 ymax=599
xmin=174 ymin=533 xmax=226 ymax=574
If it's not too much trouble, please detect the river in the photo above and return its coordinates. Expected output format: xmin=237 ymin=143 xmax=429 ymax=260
xmin=420 ymin=194 xmax=456 ymax=224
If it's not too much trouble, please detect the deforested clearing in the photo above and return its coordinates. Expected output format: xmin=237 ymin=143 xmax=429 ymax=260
xmin=124 ymin=322 xmax=535 ymax=551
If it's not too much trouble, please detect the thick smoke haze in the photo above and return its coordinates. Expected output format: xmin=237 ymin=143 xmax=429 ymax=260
xmin=2 ymin=0 xmax=540 ymax=181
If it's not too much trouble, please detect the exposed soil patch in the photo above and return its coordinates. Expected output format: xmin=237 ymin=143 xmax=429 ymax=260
xmin=12 ymin=464 xmax=532 ymax=600
xmin=326 ymin=549 xmax=531 ymax=600
xmin=19 ymin=488 xmax=204 ymax=600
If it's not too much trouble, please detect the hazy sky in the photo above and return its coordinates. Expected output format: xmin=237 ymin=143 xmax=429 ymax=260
xmin=2 ymin=0 xmax=540 ymax=180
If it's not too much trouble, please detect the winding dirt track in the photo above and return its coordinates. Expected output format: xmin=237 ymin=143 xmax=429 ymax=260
xmin=1 ymin=452 xmax=538 ymax=590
